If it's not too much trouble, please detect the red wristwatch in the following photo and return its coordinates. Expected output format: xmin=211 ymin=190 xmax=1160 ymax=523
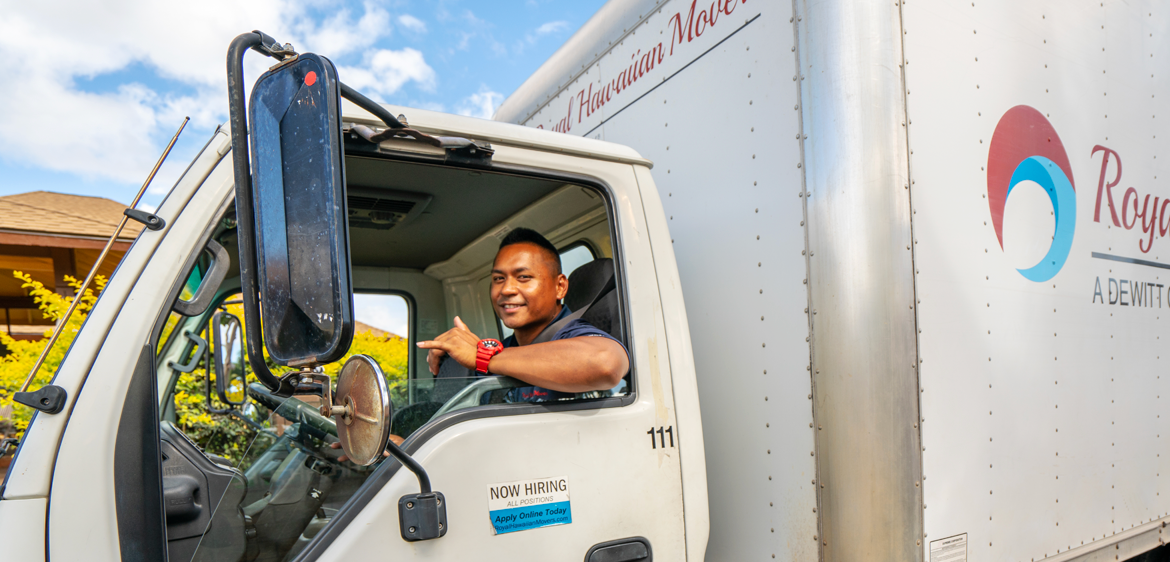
xmin=476 ymin=339 xmax=504 ymax=374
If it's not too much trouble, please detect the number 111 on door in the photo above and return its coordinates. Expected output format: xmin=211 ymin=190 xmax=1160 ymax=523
xmin=648 ymin=426 xmax=674 ymax=449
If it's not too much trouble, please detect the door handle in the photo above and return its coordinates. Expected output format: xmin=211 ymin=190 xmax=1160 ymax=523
xmin=585 ymin=537 xmax=652 ymax=562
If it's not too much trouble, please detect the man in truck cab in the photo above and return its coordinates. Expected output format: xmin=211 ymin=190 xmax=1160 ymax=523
xmin=417 ymin=228 xmax=629 ymax=401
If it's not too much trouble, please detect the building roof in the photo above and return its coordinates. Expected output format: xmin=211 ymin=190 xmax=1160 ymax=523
xmin=353 ymin=320 xmax=403 ymax=340
xmin=0 ymin=191 xmax=142 ymax=240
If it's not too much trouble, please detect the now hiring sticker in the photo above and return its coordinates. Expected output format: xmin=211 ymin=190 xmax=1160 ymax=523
xmin=487 ymin=476 xmax=572 ymax=535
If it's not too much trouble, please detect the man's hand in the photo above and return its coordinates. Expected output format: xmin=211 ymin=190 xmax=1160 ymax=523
xmin=330 ymin=434 xmax=404 ymax=463
xmin=417 ymin=316 xmax=482 ymax=374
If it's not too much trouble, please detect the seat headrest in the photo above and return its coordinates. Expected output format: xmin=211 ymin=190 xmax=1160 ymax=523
xmin=564 ymin=258 xmax=615 ymax=313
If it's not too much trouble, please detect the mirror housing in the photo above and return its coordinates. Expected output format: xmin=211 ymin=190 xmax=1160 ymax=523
xmin=246 ymin=52 xmax=354 ymax=367
xmin=212 ymin=311 xmax=247 ymax=407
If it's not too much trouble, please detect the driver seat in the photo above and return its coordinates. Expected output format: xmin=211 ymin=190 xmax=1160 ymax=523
xmin=562 ymin=258 xmax=622 ymax=343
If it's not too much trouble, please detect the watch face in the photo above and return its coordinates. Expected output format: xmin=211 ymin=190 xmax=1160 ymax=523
xmin=481 ymin=339 xmax=501 ymax=349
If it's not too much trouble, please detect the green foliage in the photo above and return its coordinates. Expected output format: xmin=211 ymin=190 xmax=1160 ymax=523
xmin=0 ymin=272 xmax=106 ymax=438
xmin=172 ymin=364 xmax=253 ymax=460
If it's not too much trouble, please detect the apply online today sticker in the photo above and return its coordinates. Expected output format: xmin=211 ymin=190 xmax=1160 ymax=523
xmin=487 ymin=476 xmax=572 ymax=535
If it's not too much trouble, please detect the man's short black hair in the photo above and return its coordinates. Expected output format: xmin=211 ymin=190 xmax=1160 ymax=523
xmin=499 ymin=227 xmax=562 ymax=275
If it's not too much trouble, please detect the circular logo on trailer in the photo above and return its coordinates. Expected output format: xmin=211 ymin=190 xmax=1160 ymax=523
xmin=986 ymin=105 xmax=1077 ymax=282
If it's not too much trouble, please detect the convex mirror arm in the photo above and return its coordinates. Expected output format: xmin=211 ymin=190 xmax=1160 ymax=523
xmin=339 ymin=82 xmax=405 ymax=129
xmin=227 ymin=31 xmax=290 ymax=395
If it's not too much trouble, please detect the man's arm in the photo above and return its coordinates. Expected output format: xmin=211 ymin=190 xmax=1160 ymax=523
xmin=417 ymin=316 xmax=628 ymax=393
xmin=487 ymin=337 xmax=627 ymax=393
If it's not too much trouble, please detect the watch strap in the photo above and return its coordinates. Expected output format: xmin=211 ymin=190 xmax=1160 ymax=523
xmin=476 ymin=339 xmax=503 ymax=374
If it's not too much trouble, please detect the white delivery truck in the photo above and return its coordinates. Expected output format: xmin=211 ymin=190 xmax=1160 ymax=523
xmin=494 ymin=0 xmax=1170 ymax=561
xmin=0 ymin=0 xmax=1165 ymax=561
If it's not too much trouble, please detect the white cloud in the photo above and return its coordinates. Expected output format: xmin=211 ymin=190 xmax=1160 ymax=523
xmin=515 ymin=20 xmax=569 ymax=54
xmin=0 ymin=0 xmax=424 ymax=188
xmin=535 ymin=21 xmax=569 ymax=36
xmin=397 ymin=14 xmax=427 ymax=33
xmin=339 ymin=48 xmax=436 ymax=99
xmin=457 ymin=86 xmax=504 ymax=120
xmin=298 ymin=2 xmax=392 ymax=57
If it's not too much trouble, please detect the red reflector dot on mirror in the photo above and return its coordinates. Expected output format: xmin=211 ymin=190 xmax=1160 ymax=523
xmin=305 ymin=71 xmax=317 ymax=86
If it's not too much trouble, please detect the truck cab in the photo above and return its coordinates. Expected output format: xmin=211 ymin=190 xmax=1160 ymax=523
xmin=0 ymin=98 xmax=707 ymax=561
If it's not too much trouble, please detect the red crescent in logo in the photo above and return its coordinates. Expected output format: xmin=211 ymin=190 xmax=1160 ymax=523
xmin=986 ymin=105 xmax=1075 ymax=249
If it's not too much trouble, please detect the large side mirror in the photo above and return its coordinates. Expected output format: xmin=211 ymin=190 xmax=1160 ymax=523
xmin=212 ymin=311 xmax=247 ymax=406
xmin=246 ymin=52 xmax=354 ymax=367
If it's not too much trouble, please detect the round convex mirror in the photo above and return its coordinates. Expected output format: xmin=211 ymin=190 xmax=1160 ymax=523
xmin=332 ymin=355 xmax=393 ymax=466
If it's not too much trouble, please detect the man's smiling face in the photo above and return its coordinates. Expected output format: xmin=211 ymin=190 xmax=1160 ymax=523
xmin=491 ymin=242 xmax=567 ymax=333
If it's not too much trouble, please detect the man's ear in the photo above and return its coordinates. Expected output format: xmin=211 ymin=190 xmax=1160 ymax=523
xmin=556 ymin=273 xmax=569 ymax=301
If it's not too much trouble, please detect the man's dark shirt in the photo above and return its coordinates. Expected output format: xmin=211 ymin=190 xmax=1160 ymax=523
xmin=490 ymin=305 xmax=628 ymax=403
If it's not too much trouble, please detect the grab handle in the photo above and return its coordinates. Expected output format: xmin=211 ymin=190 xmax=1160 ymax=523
xmin=167 ymin=331 xmax=207 ymax=373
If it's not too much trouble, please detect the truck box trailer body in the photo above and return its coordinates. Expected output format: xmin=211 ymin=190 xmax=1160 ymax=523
xmin=495 ymin=1 xmax=1170 ymax=561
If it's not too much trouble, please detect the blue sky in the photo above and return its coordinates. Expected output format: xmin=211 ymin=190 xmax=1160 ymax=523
xmin=0 ymin=0 xmax=605 ymax=212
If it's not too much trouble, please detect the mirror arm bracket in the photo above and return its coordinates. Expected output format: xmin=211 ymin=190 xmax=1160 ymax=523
xmin=391 ymin=442 xmax=447 ymax=541
xmin=226 ymin=31 xmax=295 ymax=397
xmin=13 ymin=385 xmax=68 ymax=415
xmin=386 ymin=441 xmax=432 ymax=494
xmin=123 ymin=208 xmax=165 ymax=231
xmin=250 ymin=30 xmax=297 ymax=60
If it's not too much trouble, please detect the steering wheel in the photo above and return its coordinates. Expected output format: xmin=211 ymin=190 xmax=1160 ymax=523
xmin=429 ymin=357 xmax=530 ymax=418
xmin=430 ymin=375 xmax=530 ymax=416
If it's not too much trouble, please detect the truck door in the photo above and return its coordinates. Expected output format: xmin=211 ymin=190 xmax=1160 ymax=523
xmin=292 ymin=157 xmax=688 ymax=562
xmin=295 ymin=158 xmax=685 ymax=562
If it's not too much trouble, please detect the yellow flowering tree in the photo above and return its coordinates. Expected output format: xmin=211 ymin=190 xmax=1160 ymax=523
xmin=1 ymin=270 xmax=411 ymax=459
xmin=324 ymin=330 xmax=410 ymax=403
xmin=0 ymin=272 xmax=106 ymax=438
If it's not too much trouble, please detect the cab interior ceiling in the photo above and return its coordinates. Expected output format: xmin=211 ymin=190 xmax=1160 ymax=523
xmin=342 ymin=155 xmax=569 ymax=270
